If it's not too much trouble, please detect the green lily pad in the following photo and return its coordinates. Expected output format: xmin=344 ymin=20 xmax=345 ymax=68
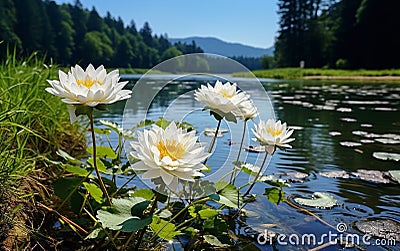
xmin=375 ymin=138 xmax=400 ymax=144
xmin=373 ymin=152 xmax=400 ymax=161
xmin=294 ymin=192 xmax=338 ymax=208
xmin=96 ymin=197 xmax=149 ymax=232
xmin=150 ymin=216 xmax=180 ymax=241
xmin=203 ymin=235 xmax=231 ymax=247
xmin=209 ymin=181 xmax=242 ymax=208
xmin=263 ymin=187 xmax=285 ymax=204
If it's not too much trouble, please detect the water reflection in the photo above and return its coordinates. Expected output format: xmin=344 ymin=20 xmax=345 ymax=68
xmin=98 ymin=76 xmax=400 ymax=249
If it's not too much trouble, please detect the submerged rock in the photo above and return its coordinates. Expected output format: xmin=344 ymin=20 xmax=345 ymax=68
xmin=354 ymin=218 xmax=400 ymax=242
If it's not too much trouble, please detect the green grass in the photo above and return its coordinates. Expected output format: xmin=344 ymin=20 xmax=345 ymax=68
xmin=233 ymin=68 xmax=400 ymax=79
xmin=0 ymin=50 xmax=83 ymax=203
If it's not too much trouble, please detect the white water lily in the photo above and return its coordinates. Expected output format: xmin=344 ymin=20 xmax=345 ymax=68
xmin=194 ymin=80 xmax=248 ymax=121
xmin=234 ymin=99 xmax=258 ymax=120
xmin=252 ymin=119 xmax=295 ymax=154
xmin=46 ymin=64 xmax=131 ymax=107
xmin=130 ymin=122 xmax=210 ymax=191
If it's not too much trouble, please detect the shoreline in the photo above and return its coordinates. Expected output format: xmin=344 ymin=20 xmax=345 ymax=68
xmin=303 ymin=75 xmax=400 ymax=81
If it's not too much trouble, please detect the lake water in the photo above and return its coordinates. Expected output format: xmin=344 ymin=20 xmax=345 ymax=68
xmin=96 ymin=75 xmax=400 ymax=250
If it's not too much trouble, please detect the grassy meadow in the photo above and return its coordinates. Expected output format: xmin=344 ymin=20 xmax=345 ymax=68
xmin=0 ymin=51 xmax=84 ymax=246
xmin=233 ymin=67 xmax=400 ymax=80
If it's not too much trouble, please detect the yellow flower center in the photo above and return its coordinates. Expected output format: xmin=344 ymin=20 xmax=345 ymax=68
xmin=157 ymin=140 xmax=185 ymax=161
xmin=219 ymin=90 xmax=233 ymax=99
xmin=266 ymin=127 xmax=282 ymax=137
xmin=77 ymin=78 xmax=102 ymax=88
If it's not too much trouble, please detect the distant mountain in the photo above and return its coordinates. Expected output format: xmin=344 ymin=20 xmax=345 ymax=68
xmin=169 ymin=37 xmax=274 ymax=58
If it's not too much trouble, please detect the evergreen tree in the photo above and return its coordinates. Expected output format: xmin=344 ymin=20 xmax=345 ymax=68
xmin=0 ymin=0 xmax=21 ymax=58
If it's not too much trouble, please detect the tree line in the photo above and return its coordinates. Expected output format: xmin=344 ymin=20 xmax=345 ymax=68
xmin=0 ymin=0 xmax=203 ymax=68
xmin=275 ymin=0 xmax=400 ymax=69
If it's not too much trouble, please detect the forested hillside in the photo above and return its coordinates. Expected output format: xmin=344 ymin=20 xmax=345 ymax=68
xmin=275 ymin=0 xmax=400 ymax=69
xmin=0 ymin=0 xmax=203 ymax=68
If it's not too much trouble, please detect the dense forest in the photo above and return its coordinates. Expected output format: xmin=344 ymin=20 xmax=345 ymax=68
xmin=275 ymin=0 xmax=400 ymax=69
xmin=0 ymin=0 xmax=203 ymax=68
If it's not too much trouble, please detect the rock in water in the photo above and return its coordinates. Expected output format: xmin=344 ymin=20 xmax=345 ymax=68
xmin=354 ymin=218 xmax=400 ymax=242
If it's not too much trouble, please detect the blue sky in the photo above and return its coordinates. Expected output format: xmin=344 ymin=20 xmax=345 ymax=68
xmin=55 ymin=0 xmax=279 ymax=48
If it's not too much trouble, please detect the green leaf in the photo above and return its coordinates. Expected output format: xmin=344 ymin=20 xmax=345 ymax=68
xmin=209 ymin=180 xmax=241 ymax=208
xmin=56 ymin=149 xmax=82 ymax=165
xmin=294 ymin=192 xmax=338 ymax=208
xmin=65 ymin=164 xmax=90 ymax=177
xmin=131 ymin=189 xmax=154 ymax=200
xmin=135 ymin=119 xmax=154 ymax=129
xmin=87 ymin=146 xmax=117 ymax=159
xmin=93 ymin=128 xmax=111 ymax=135
xmin=199 ymin=208 xmax=218 ymax=219
xmin=83 ymin=182 xmax=103 ymax=204
xmin=263 ymin=187 xmax=285 ymax=204
xmin=131 ymin=200 xmax=151 ymax=217
xmin=53 ymin=177 xmax=83 ymax=200
xmin=85 ymin=228 xmax=105 ymax=240
xmin=99 ymin=120 xmax=121 ymax=134
xmin=203 ymin=235 xmax=230 ymax=247
xmin=188 ymin=205 xmax=207 ymax=218
xmin=240 ymin=163 xmax=261 ymax=177
xmin=178 ymin=121 xmax=195 ymax=132
xmin=119 ymin=217 xmax=152 ymax=233
xmin=87 ymin=157 xmax=109 ymax=173
xmin=150 ymin=216 xmax=180 ymax=241
xmin=155 ymin=117 xmax=171 ymax=129
xmin=97 ymin=197 xmax=145 ymax=231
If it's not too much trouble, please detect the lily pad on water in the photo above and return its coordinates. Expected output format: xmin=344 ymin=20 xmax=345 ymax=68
xmin=293 ymin=192 xmax=338 ymax=209
xmin=388 ymin=170 xmax=400 ymax=184
xmin=329 ymin=131 xmax=342 ymax=136
xmin=374 ymin=138 xmax=400 ymax=144
xmin=372 ymin=152 xmax=400 ymax=162
xmin=245 ymin=145 xmax=265 ymax=153
xmin=351 ymin=169 xmax=394 ymax=184
xmin=319 ymin=171 xmax=350 ymax=179
xmin=340 ymin=117 xmax=357 ymax=123
xmin=340 ymin=141 xmax=362 ymax=147
xmin=284 ymin=172 xmax=309 ymax=179
xmin=354 ymin=218 xmax=400 ymax=241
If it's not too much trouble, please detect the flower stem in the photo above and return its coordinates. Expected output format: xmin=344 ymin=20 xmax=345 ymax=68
xmin=89 ymin=112 xmax=112 ymax=206
xmin=132 ymin=191 xmax=160 ymax=251
xmin=204 ymin=119 xmax=222 ymax=164
xmin=242 ymin=152 xmax=268 ymax=198
xmin=231 ymin=152 xmax=269 ymax=219
xmin=230 ymin=119 xmax=247 ymax=184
